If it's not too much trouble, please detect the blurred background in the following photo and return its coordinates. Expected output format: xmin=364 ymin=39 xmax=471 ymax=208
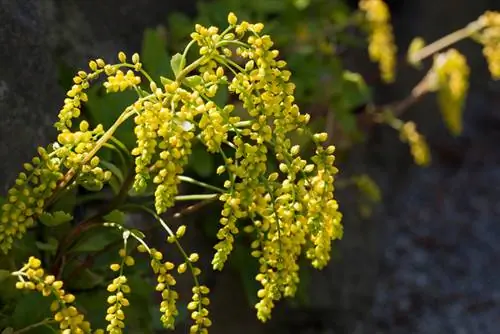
xmin=1 ymin=0 xmax=500 ymax=333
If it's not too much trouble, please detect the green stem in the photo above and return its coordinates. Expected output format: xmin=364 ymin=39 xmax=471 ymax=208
xmin=48 ymin=108 xmax=136 ymax=206
xmin=121 ymin=63 xmax=155 ymax=84
xmin=176 ymin=56 xmax=209 ymax=83
xmin=120 ymin=204 xmax=204 ymax=319
xmin=409 ymin=21 xmax=482 ymax=63
xmin=214 ymin=55 xmax=246 ymax=73
xmin=175 ymin=194 xmax=218 ymax=201
xmin=12 ymin=318 xmax=56 ymax=334
xmin=178 ymin=175 xmax=225 ymax=193
xmin=182 ymin=40 xmax=197 ymax=61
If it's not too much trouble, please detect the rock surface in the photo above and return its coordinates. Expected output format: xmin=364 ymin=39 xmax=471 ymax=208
xmin=1 ymin=1 xmax=500 ymax=333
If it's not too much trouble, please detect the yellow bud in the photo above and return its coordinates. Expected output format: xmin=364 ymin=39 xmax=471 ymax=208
xmin=28 ymin=257 xmax=41 ymax=269
xmin=187 ymin=301 xmax=198 ymax=310
xmin=313 ymin=132 xmax=328 ymax=142
xmin=268 ymin=172 xmax=279 ymax=182
xmin=132 ymin=53 xmax=140 ymax=64
xmin=50 ymin=300 xmax=60 ymax=312
xmin=177 ymin=263 xmax=187 ymax=274
xmin=118 ymin=51 xmax=126 ymax=63
xmin=125 ymin=256 xmax=135 ymax=266
xmin=189 ymin=253 xmax=199 ymax=263
xmin=64 ymin=294 xmax=76 ymax=303
xmin=137 ymin=244 xmax=147 ymax=253
xmin=216 ymin=165 xmax=226 ymax=174
xmin=290 ymin=145 xmax=300 ymax=155
xmin=228 ymin=12 xmax=238 ymax=26
xmin=110 ymin=263 xmax=121 ymax=272
xmin=176 ymin=225 xmax=187 ymax=238
xmin=88 ymin=60 xmax=97 ymax=72
xmin=279 ymin=163 xmax=288 ymax=173
xmin=153 ymin=251 xmax=163 ymax=261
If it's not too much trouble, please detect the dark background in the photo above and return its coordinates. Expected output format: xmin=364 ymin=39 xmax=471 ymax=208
xmin=1 ymin=0 xmax=500 ymax=333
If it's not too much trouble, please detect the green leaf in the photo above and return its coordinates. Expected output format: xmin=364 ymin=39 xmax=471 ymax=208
xmin=12 ymin=293 xmax=51 ymax=329
xmin=103 ymin=210 xmax=126 ymax=225
xmin=183 ymin=75 xmax=203 ymax=88
xmin=66 ymin=268 xmax=104 ymax=290
xmin=74 ymin=290 xmax=109 ymax=328
xmin=39 ymin=211 xmax=73 ymax=227
xmin=70 ymin=229 xmax=120 ymax=253
xmin=99 ymin=160 xmax=124 ymax=184
xmin=213 ymin=85 xmax=228 ymax=108
xmin=50 ymin=186 xmax=77 ymax=215
xmin=0 ymin=269 xmax=11 ymax=283
xmin=2 ymin=328 xmax=14 ymax=334
xmin=341 ymin=70 xmax=371 ymax=110
xmin=188 ymin=144 xmax=214 ymax=178
xmin=170 ymin=53 xmax=186 ymax=78
xmin=160 ymin=76 xmax=174 ymax=86
xmin=141 ymin=28 xmax=172 ymax=81
xmin=294 ymin=0 xmax=311 ymax=10
xmin=35 ymin=237 xmax=58 ymax=253
xmin=85 ymin=87 xmax=137 ymax=149
xmin=230 ymin=245 xmax=259 ymax=306
xmin=130 ymin=229 xmax=145 ymax=240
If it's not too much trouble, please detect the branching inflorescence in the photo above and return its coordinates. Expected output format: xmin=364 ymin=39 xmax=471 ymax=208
xmin=2 ymin=12 xmax=342 ymax=332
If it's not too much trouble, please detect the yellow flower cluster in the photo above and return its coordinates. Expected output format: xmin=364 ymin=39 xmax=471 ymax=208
xmin=5 ymin=12 xmax=343 ymax=329
xmin=131 ymin=91 xmax=196 ymax=213
xmin=431 ymin=49 xmax=470 ymax=136
xmin=105 ymin=247 xmax=136 ymax=333
xmin=0 ymin=147 xmax=63 ymax=253
xmin=478 ymin=11 xmax=500 ymax=79
xmin=0 ymin=55 xmax=140 ymax=254
xmin=13 ymin=257 xmax=96 ymax=333
xmin=105 ymin=274 xmax=130 ymax=333
xmin=359 ymin=0 xmax=397 ymax=83
xmin=399 ymin=121 xmax=431 ymax=166
xmin=143 ymin=248 xmax=179 ymax=329
xmin=188 ymin=286 xmax=211 ymax=333
xmin=184 ymin=13 xmax=343 ymax=322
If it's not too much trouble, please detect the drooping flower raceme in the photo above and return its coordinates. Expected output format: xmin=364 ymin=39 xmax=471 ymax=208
xmin=5 ymin=12 xmax=343 ymax=329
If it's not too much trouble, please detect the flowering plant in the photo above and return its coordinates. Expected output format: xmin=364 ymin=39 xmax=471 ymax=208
xmin=1 ymin=13 xmax=341 ymax=333
xmin=1 ymin=3 xmax=500 ymax=333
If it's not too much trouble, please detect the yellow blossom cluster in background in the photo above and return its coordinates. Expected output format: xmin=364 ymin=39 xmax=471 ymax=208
xmin=478 ymin=11 xmax=500 ymax=79
xmin=359 ymin=0 xmax=397 ymax=83
xmin=431 ymin=49 xmax=470 ymax=136
xmin=399 ymin=121 xmax=431 ymax=166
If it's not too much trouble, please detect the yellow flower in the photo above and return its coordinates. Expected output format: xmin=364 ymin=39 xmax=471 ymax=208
xmin=431 ymin=49 xmax=470 ymax=136
xmin=478 ymin=11 xmax=500 ymax=79
xmin=399 ymin=121 xmax=431 ymax=166
xmin=359 ymin=0 xmax=397 ymax=82
xmin=13 ymin=257 xmax=93 ymax=333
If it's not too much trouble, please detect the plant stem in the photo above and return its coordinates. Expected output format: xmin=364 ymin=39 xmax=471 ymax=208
xmin=47 ymin=109 xmax=136 ymax=207
xmin=176 ymin=56 xmax=208 ymax=83
xmin=12 ymin=318 xmax=56 ymax=334
xmin=175 ymin=194 xmax=219 ymax=201
xmin=178 ymin=175 xmax=225 ymax=193
xmin=410 ymin=21 xmax=482 ymax=63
